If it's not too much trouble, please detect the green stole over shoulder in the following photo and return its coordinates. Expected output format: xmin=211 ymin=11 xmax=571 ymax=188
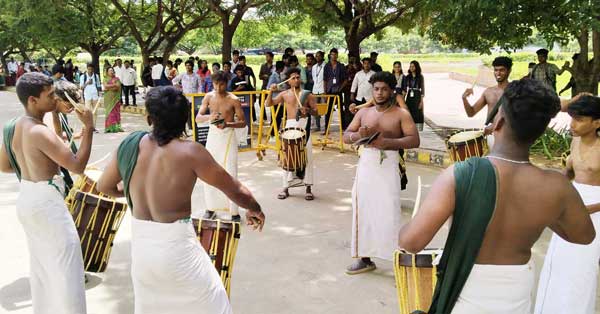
xmin=117 ymin=131 xmax=147 ymax=209
xmin=3 ymin=118 xmax=21 ymax=180
xmin=428 ymin=157 xmax=497 ymax=314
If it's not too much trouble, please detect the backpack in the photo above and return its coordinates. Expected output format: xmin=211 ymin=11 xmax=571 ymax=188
xmin=83 ymin=73 xmax=101 ymax=92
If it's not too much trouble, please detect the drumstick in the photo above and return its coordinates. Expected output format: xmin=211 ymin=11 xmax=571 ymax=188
xmin=277 ymin=77 xmax=293 ymax=87
xmin=64 ymin=92 xmax=85 ymax=113
xmin=411 ymin=176 xmax=422 ymax=218
xmin=355 ymin=99 xmax=374 ymax=110
xmin=92 ymin=99 xmax=102 ymax=115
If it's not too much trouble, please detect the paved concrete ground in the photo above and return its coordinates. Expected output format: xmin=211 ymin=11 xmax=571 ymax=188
xmin=0 ymin=74 xmax=597 ymax=314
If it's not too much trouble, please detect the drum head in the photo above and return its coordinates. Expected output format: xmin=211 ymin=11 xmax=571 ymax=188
xmin=280 ymin=128 xmax=305 ymax=140
xmin=448 ymin=130 xmax=484 ymax=145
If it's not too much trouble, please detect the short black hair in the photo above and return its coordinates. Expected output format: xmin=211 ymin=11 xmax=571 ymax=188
xmin=184 ymin=60 xmax=194 ymax=67
xmin=239 ymin=55 xmax=246 ymax=61
xmin=211 ymin=71 xmax=229 ymax=84
xmin=232 ymin=50 xmax=240 ymax=56
xmin=157 ymin=57 xmax=164 ymax=64
xmin=369 ymin=71 xmax=397 ymax=90
xmin=285 ymin=67 xmax=301 ymax=77
xmin=567 ymin=95 xmax=600 ymax=119
xmin=492 ymin=56 xmax=513 ymax=70
xmin=536 ymin=48 xmax=549 ymax=56
xmin=224 ymin=61 xmax=232 ymax=67
xmin=145 ymin=86 xmax=189 ymax=146
xmin=52 ymin=64 xmax=65 ymax=75
xmin=330 ymin=48 xmax=338 ymax=54
xmin=316 ymin=51 xmax=324 ymax=58
xmin=54 ymin=80 xmax=82 ymax=103
xmin=166 ymin=60 xmax=173 ymax=67
xmin=370 ymin=51 xmax=378 ymax=57
xmin=86 ymin=63 xmax=94 ymax=69
xmin=275 ymin=61 xmax=285 ymax=71
xmin=16 ymin=72 xmax=54 ymax=106
xmin=361 ymin=57 xmax=372 ymax=63
xmin=306 ymin=53 xmax=314 ymax=59
xmin=289 ymin=55 xmax=299 ymax=64
xmin=234 ymin=65 xmax=245 ymax=73
xmin=284 ymin=47 xmax=294 ymax=55
xmin=266 ymin=51 xmax=274 ymax=57
xmin=212 ymin=62 xmax=221 ymax=69
xmin=501 ymin=79 xmax=560 ymax=144
xmin=124 ymin=60 xmax=130 ymax=65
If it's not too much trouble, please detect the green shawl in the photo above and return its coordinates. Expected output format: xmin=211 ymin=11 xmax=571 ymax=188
xmin=428 ymin=157 xmax=497 ymax=314
xmin=3 ymin=118 xmax=21 ymax=181
xmin=117 ymin=131 xmax=147 ymax=208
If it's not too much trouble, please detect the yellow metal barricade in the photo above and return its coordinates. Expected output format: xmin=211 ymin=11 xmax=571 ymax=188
xmin=313 ymin=94 xmax=345 ymax=152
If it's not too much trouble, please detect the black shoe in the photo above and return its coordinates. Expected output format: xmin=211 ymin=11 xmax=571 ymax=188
xmin=231 ymin=215 xmax=241 ymax=222
xmin=203 ymin=210 xmax=216 ymax=220
xmin=133 ymin=104 xmax=137 ymax=107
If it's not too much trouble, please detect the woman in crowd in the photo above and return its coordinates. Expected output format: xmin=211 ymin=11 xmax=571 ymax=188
xmin=402 ymin=60 xmax=425 ymax=131
xmin=197 ymin=59 xmax=212 ymax=92
xmin=103 ymin=67 xmax=124 ymax=133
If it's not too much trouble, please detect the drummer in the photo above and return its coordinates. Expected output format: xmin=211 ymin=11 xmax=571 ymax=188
xmin=399 ymin=79 xmax=595 ymax=313
xmin=97 ymin=86 xmax=265 ymax=314
xmin=343 ymin=71 xmax=419 ymax=274
xmin=461 ymin=56 xmax=512 ymax=146
xmin=196 ymin=71 xmax=247 ymax=222
xmin=266 ymin=67 xmax=318 ymax=200
xmin=0 ymin=72 xmax=95 ymax=313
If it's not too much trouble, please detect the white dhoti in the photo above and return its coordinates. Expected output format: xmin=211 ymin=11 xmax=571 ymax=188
xmin=16 ymin=176 xmax=87 ymax=314
xmin=351 ymin=148 xmax=402 ymax=261
xmin=452 ymin=260 xmax=535 ymax=314
xmin=534 ymin=182 xmax=600 ymax=314
xmin=282 ymin=118 xmax=314 ymax=188
xmin=203 ymin=125 xmax=239 ymax=216
xmin=131 ymin=217 xmax=232 ymax=314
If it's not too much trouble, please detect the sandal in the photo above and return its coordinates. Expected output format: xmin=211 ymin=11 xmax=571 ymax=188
xmin=345 ymin=259 xmax=376 ymax=275
xmin=305 ymin=192 xmax=314 ymax=201
xmin=277 ymin=190 xmax=289 ymax=200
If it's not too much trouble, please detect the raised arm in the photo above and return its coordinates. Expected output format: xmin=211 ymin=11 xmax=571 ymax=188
xmin=96 ymin=149 xmax=124 ymax=198
xmin=399 ymin=166 xmax=455 ymax=253
xmin=266 ymin=84 xmax=284 ymax=107
xmin=195 ymin=94 xmax=212 ymax=123
xmin=35 ymin=109 xmax=94 ymax=174
xmin=462 ymin=89 xmax=487 ymax=117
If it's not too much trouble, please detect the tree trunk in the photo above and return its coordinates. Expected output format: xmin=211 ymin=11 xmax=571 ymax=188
xmin=87 ymin=48 xmax=102 ymax=78
xmin=345 ymin=33 xmax=361 ymax=60
xmin=222 ymin=24 xmax=234 ymax=64
xmin=162 ymin=40 xmax=179 ymax=62
xmin=571 ymin=29 xmax=600 ymax=95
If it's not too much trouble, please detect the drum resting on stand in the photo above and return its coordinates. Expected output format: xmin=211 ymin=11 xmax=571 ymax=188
xmin=446 ymin=129 xmax=488 ymax=162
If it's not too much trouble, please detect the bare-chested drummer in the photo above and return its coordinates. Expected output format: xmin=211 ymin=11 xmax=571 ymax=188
xmin=97 ymin=86 xmax=265 ymax=314
xmin=462 ymin=56 xmax=512 ymax=142
xmin=266 ymin=67 xmax=318 ymax=201
xmin=0 ymin=72 xmax=95 ymax=313
xmin=196 ymin=71 xmax=247 ymax=222
xmin=535 ymin=95 xmax=600 ymax=314
xmin=399 ymin=79 xmax=595 ymax=314
xmin=343 ymin=71 xmax=419 ymax=274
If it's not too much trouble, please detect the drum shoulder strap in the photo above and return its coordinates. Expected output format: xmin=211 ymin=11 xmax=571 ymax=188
xmin=3 ymin=118 xmax=21 ymax=181
xmin=429 ymin=157 xmax=497 ymax=314
xmin=117 ymin=131 xmax=148 ymax=208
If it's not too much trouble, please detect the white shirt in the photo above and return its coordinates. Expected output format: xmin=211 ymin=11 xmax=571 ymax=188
xmin=351 ymin=70 xmax=375 ymax=101
xmin=231 ymin=60 xmax=240 ymax=73
xmin=7 ymin=61 xmax=17 ymax=73
xmin=79 ymin=72 xmax=100 ymax=100
xmin=120 ymin=67 xmax=137 ymax=86
xmin=151 ymin=64 xmax=164 ymax=80
xmin=312 ymin=62 xmax=325 ymax=94
xmin=114 ymin=65 xmax=124 ymax=80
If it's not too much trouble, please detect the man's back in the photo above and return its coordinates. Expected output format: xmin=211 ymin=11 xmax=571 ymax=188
xmin=477 ymin=161 xmax=580 ymax=264
xmin=128 ymin=135 xmax=200 ymax=222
